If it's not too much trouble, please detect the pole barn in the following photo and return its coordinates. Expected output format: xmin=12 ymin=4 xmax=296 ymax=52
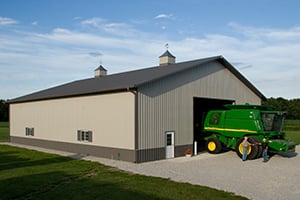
xmin=9 ymin=53 xmax=266 ymax=162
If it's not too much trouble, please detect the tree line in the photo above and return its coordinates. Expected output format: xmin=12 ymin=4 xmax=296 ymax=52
xmin=0 ymin=99 xmax=9 ymax=121
xmin=262 ymin=97 xmax=300 ymax=119
xmin=0 ymin=97 xmax=299 ymax=122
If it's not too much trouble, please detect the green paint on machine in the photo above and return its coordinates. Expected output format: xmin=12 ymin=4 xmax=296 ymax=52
xmin=202 ymin=104 xmax=296 ymax=159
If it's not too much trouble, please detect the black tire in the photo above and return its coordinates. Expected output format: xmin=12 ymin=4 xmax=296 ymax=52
xmin=247 ymin=137 xmax=259 ymax=160
xmin=235 ymin=137 xmax=259 ymax=160
xmin=206 ymin=138 xmax=222 ymax=154
xmin=253 ymin=137 xmax=262 ymax=158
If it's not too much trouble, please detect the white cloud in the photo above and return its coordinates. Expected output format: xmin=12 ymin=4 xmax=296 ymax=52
xmin=164 ymin=24 xmax=300 ymax=99
xmin=81 ymin=17 xmax=105 ymax=27
xmin=89 ymin=52 xmax=103 ymax=57
xmin=0 ymin=25 xmax=164 ymax=99
xmin=73 ymin=16 xmax=82 ymax=20
xmin=80 ymin=18 xmax=130 ymax=31
xmin=1 ymin=20 xmax=300 ymax=99
xmin=154 ymin=14 xmax=173 ymax=20
xmin=228 ymin=22 xmax=300 ymax=41
xmin=80 ymin=17 xmax=139 ymax=37
xmin=0 ymin=16 xmax=18 ymax=25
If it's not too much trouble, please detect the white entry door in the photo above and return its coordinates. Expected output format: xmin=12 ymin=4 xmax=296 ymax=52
xmin=165 ymin=131 xmax=175 ymax=159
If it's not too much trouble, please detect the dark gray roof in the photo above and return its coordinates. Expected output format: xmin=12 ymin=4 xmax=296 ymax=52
xmin=9 ymin=56 xmax=266 ymax=103
xmin=94 ymin=65 xmax=107 ymax=71
xmin=159 ymin=50 xmax=176 ymax=58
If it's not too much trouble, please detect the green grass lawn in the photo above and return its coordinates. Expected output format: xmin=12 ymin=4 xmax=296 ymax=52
xmin=284 ymin=120 xmax=300 ymax=144
xmin=0 ymin=120 xmax=298 ymax=200
xmin=284 ymin=120 xmax=300 ymax=131
xmin=0 ymin=121 xmax=9 ymax=142
xmin=285 ymin=131 xmax=300 ymax=145
xmin=0 ymin=145 xmax=247 ymax=200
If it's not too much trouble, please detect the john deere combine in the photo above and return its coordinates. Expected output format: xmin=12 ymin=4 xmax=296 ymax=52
xmin=202 ymin=104 xmax=296 ymax=159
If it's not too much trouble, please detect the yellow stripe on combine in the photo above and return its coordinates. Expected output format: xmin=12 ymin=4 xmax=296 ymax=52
xmin=204 ymin=127 xmax=256 ymax=133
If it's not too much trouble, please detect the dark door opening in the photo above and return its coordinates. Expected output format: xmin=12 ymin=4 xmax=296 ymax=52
xmin=193 ymin=97 xmax=234 ymax=152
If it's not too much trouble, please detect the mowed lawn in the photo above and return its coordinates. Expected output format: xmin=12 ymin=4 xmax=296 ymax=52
xmin=0 ymin=122 xmax=9 ymax=142
xmin=0 ymin=120 xmax=299 ymax=200
xmin=0 ymin=145 xmax=247 ymax=200
xmin=0 ymin=122 xmax=246 ymax=200
xmin=284 ymin=120 xmax=300 ymax=144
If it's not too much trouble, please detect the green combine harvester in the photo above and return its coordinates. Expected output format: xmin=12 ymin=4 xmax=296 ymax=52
xmin=203 ymin=104 xmax=296 ymax=159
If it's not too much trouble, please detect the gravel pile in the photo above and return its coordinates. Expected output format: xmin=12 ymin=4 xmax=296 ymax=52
xmin=4 ymin=143 xmax=299 ymax=200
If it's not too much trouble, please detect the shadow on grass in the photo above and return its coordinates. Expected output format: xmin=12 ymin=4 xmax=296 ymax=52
xmin=0 ymin=148 xmax=72 ymax=171
xmin=0 ymin=171 xmax=164 ymax=200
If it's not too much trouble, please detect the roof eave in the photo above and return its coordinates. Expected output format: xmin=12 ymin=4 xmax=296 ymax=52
xmin=8 ymin=86 xmax=138 ymax=104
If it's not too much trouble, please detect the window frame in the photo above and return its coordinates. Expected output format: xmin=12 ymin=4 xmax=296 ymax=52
xmin=77 ymin=130 xmax=93 ymax=142
xmin=25 ymin=127 xmax=34 ymax=136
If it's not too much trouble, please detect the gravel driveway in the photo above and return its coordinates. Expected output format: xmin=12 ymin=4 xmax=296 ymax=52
xmin=4 ymin=143 xmax=299 ymax=200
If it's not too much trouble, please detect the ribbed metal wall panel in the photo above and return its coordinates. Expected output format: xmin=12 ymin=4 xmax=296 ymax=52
xmin=137 ymin=61 xmax=261 ymax=151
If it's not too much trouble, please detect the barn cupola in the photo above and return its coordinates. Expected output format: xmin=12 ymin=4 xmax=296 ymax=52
xmin=159 ymin=50 xmax=176 ymax=66
xmin=94 ymin=64 xmax=107 ymax=77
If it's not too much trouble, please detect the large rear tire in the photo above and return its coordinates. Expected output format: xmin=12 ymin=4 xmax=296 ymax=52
xmin=247 ymin=137 xmax=259 ymax=159
xmin=235 ymin=137 xmax=259 ymax=160
xmin=253 ymin=137 xmax=262 ymax=158
xmin=206 ymin=138 xmax=222 ymax=154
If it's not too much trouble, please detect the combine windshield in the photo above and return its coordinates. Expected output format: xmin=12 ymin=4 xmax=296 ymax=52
xmin=261 ymin=112 xmax=284 ymax=132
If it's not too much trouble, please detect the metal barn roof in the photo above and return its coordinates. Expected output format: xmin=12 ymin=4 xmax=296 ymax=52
xmin=9 ymin=56 xmax=266 ymax=103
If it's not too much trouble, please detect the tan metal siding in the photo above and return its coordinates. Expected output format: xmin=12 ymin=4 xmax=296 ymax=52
xmin=138 ymin=61 xmax=261 ymax=150
xmin=10 ymin=92 xmax=135 ymax=150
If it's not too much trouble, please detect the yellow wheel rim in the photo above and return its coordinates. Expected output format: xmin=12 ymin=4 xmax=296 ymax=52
xmin=208 ymin=141 xmax=216 ymax=151
xmin=239 ymin=143 xmax=251 ymax=155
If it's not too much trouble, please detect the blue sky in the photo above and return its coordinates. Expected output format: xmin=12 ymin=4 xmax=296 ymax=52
xmin=1 ymin=0 xmax=300 ymax=99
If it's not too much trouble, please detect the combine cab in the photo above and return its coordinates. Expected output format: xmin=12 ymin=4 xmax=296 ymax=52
xmin=202 ymin=104 xmax=296 ymax=159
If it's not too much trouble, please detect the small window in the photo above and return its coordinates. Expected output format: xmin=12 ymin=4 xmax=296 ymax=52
xmin=77 ymin=130 xmax=93 ymax=142
xmin=209 ymin=113 xmax=221 ymax=125
xmin=166 ymin=134 xmax=172 ymax=145
xmin=25 ymin=127 xmax=34 ymax=136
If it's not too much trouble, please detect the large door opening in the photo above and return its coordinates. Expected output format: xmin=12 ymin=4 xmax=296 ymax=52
xmin=193 ymin=97 xmax=234 ymax=152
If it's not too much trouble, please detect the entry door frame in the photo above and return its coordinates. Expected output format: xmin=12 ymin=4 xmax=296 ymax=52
xmin=165 ymin=131 xmax=175 ymax=159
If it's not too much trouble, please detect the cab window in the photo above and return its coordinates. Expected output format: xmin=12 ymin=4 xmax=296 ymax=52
xmin=209 ymin=112 xmax=221 ymax=125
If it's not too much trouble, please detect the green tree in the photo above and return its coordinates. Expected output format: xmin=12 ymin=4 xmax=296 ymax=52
xmin=263 ymin=97 xmax=300 ymax=119
xmin=287 ymin=98 xmax=300 ymax=119
xmin=0 ymin=99 xmax=9 ymax=121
